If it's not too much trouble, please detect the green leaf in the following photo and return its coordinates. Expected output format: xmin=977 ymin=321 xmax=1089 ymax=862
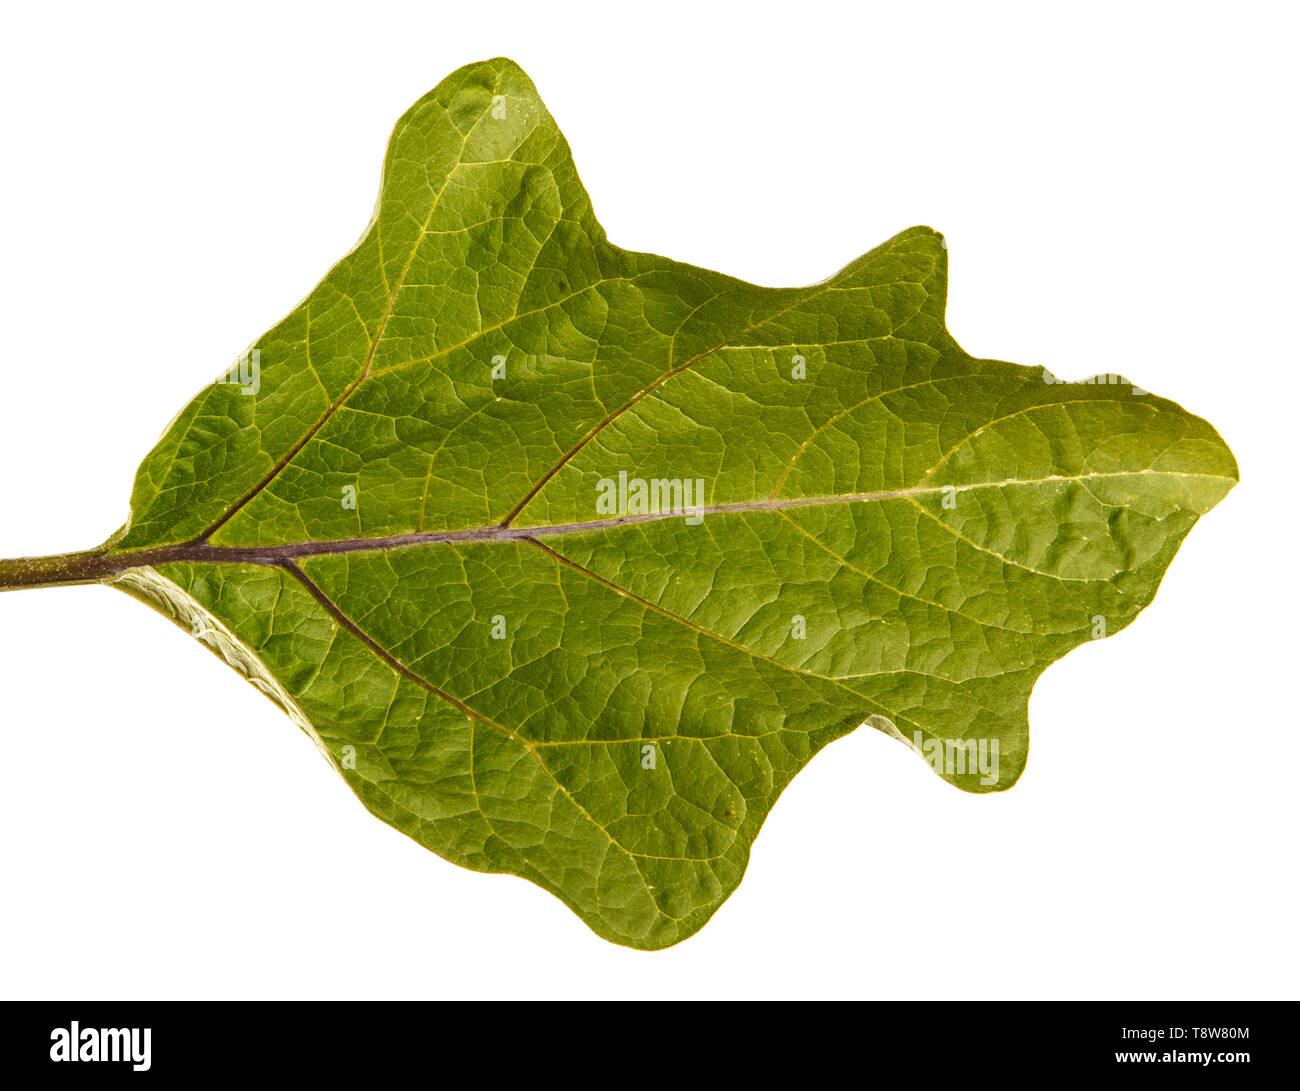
xmin=0 ymin=57 xmax=1237 ymax=949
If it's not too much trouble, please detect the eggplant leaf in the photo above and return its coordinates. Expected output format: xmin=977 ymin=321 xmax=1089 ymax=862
xmin=0 ymin=58 xmax=1237 ymax=949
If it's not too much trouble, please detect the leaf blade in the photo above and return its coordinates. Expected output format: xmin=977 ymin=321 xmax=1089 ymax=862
xmin=75 ymin=57 xmax=1238 ymax=948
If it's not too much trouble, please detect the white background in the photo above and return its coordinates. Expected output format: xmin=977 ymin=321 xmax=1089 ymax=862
xmin=0 ymin=1 xmax=1294 ymax=1000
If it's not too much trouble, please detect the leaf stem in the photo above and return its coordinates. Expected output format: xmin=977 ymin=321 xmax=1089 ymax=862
xmin=0 ymin=549 xmax=127 ymax=592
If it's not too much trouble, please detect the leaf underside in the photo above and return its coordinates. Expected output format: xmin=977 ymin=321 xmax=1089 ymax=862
xmin=89 ymin=58 xmax=1234 ymax=948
